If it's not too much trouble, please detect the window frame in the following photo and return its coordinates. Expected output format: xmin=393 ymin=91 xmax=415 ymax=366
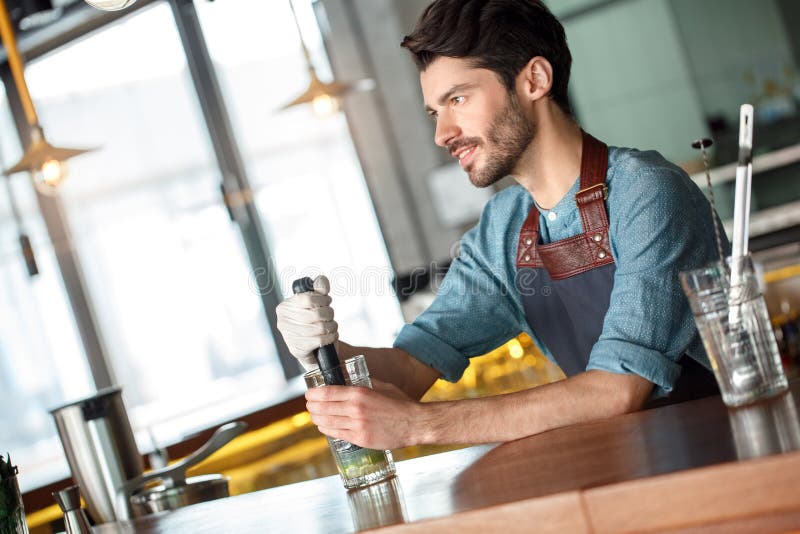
xmin=0 ymin=0 xmax=298 ymax=393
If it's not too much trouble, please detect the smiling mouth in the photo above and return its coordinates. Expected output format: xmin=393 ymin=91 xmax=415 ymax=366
xmin=453 ymin=146 xmax=478 ymax=168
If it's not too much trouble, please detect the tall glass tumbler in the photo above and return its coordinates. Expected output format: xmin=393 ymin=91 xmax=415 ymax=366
xmin=681 ymin=255 xmax=788 ymax=406
xmin=304 ymin=355 xmax=395 ymax=489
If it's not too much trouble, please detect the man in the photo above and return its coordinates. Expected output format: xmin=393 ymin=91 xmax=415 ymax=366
xmin=276 ymin=0 xmax=722 ymax=450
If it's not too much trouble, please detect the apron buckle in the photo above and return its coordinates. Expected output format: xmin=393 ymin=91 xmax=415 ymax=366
xmin=576 ymin=183 xmax=608 ymax=200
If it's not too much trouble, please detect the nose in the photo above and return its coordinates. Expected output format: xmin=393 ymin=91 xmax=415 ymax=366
xmin=434 ymin=111 xmax=460 ymax=148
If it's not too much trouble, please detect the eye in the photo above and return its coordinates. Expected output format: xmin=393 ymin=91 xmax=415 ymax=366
xmin=427 ymin=111 xmax=438 ymax=122
xmin=450 ymin=95 xmax=465 ymax=106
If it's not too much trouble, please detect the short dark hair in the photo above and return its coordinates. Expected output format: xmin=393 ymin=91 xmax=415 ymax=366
xmin=401 ymin=0 xmax=572 ymax=115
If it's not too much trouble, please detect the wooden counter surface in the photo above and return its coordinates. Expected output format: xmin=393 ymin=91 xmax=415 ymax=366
xmin=95 ymin=380 xmax=800 ymax=533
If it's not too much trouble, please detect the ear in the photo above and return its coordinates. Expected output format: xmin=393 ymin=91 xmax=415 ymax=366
xmin=516 ymin=56 xmax=553 ymax=103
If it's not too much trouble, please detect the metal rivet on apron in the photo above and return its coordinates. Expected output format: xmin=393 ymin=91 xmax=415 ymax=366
xmin=525 ymin=237 xmax=532 ymax=245
xmin=593 ymin=234 xmax=602 ymax=242
xmin=598 ymin=251 xmax=606 ymax=259
xmin=524 ymin=254 xmax=531 ymax=262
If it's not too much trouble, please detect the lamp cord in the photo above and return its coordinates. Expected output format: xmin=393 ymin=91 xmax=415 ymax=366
xmin=288 ymin=0 xmax=316 ymax=74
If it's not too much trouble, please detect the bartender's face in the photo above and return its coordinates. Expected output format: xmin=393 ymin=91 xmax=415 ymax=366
xmin=421 ymin=56 xmax=535 ymax=188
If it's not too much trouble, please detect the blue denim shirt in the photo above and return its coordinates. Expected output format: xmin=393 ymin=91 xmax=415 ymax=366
xmin=394 ymin=146 xmax=726 ymax=396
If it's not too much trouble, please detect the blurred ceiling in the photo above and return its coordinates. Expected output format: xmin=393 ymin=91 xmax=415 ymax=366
xmin=7 ymin=0 xmax=79 ymax=31
xmin=0 ymin=0 xmax=157 ymax=63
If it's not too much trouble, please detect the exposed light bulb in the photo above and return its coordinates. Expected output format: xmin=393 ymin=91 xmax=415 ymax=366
xmin=84 ymin=0 xmax=137 ymax=11
xmin=41 ymin=159 xmax=63 ymax=185
xmin=311 ymin=94 xmax=339 ymax=116
xmin=33 ymin=159 xmax=66 ymax=195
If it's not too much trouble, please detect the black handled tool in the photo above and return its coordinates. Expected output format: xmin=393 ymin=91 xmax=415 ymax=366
xmin=292 ymin=277 xmax=346 ymax=386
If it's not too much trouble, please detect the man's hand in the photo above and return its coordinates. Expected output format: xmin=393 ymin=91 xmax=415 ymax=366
xmin=276 ymin=275 xmax=338 ymax=370
xmin=305 ymin=379 xmax=427 ymax=450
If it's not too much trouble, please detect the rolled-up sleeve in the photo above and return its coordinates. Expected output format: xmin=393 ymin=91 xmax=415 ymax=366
xmin=393 ymin=197 xmax=524 ymax=382
xmin=586 ymin=163 xmax=724 ymax=396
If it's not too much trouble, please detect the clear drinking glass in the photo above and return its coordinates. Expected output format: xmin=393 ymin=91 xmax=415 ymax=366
xmin=680 ymin=255 xmax=788 ymax=406
xmin=304 ymin=355 xmax=395 ymax=489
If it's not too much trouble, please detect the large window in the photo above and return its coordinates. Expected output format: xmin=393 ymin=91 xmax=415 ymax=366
xmin=0 ymin=88 xmax=93 ymax=491
xmin=5 ymin=0 xmax=403 ymax=491
xmin=194 ymin=0 xmax=404 ymax=346
xmin=24 ymin=3 xmax=282 ymax=452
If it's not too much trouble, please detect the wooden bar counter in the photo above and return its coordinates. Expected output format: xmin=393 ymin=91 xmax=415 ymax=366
xmin=95 ymin=380 xmax=800 ymax=533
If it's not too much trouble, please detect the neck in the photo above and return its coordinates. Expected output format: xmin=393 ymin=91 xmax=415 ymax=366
xmin=512 ymin=103 xmax=583 ymax=210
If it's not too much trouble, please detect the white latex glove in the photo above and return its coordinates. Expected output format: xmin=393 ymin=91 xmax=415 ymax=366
xmin=276 ymin=275 xmax=338 ymax=371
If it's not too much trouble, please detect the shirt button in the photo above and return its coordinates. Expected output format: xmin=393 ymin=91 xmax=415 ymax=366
xmin=547 ymin=212 xmax=557 ymax=222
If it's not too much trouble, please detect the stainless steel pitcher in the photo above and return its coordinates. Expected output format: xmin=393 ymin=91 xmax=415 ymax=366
xmin=50 ymin=387 xmax=143 ymax=523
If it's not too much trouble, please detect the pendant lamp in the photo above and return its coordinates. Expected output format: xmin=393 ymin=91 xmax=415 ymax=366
xmin=283 ymin=0 xmax=373 ymax=116
xmin=0 ymin=0 xmax=95 ymax=195
xmin=84 ymin=0 xmax=136 ymax=11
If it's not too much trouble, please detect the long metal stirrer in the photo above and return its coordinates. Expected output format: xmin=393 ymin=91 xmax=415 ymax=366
xmin=691 ymin=138 xmax=727 ymax=267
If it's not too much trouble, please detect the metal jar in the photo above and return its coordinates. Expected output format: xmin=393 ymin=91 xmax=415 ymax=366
xmin=50 ymin=387 xmax=144 ymax=523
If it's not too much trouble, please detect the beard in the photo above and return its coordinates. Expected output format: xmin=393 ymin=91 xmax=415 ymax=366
xmin=458 ymin=93 xmax=536 ymax=188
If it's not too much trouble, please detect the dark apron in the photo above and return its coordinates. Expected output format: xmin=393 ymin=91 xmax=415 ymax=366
xmin=515 ymin=131 xmax=718 ymax=407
